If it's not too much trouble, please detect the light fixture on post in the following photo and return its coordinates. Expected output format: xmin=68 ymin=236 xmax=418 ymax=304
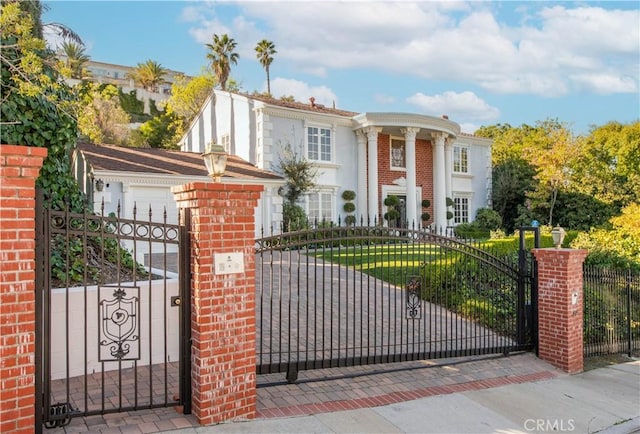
xmin=202 ymin=142 xmax=227 ymax=182
xmin=95 ymin=178 xmax=105 ymax=192
xmin=551 ymin=226 xmax=566 ymax=248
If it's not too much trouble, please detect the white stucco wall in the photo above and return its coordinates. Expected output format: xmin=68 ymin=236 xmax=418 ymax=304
xmin=50 ymin=279 xmax=180 ymax=380
xmin=179 ymin=91 xmax=493 ymax=226
xmin=452 ymin=136 xmax=492 ymax=221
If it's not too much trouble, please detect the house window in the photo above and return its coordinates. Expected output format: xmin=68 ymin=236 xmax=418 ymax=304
xmin=220 ymin=134 xmax=231 ymax=153
xmin=390 ymin=138 xmax=406 ymax=169
xmin=307 ymin=192 xmax=333 ymax=222
xmin=454 ymin=197 xmax=469 ymax=224
xmin=453 ymin=146 xmax=469 ymax=173
xmin=307 ymin=126 xmax=331 ymax=162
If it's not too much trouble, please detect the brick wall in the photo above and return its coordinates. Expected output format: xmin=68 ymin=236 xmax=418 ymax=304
xmin=0 ymin=144 xmax=47 ymax=433
xmin=375 ymin=134 xmax=434 ymax=223
xmin=172 ymin=182 xmax=263 ymax=425
xmin=532 ymin=248 xmax=588 ymax=374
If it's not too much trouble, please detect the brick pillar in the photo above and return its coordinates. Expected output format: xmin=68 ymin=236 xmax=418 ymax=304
xmin=532 ymin=248 xmax=588 ymax=374
xmin=0 ymin=144 xmax=47 ymax=433
xmin=172 ymin=182 xmax=263 ymax=425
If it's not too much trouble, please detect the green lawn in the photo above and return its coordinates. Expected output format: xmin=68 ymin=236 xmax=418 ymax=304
xmin=311 ymin=243 xmax=440 ymax=286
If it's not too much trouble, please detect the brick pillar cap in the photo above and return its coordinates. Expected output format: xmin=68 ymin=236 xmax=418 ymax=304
xmin=172 ymin=182 xmax=264 ymax=194
xmin=532 ymin=248 xmax=588 ymax=256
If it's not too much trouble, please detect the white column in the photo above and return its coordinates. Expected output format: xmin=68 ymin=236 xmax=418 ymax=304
xmin=355 ymin=130 xmax=367 ymax=223
xmin=401 ymin=127 xmax=420 ymax=228
xmin=445 ymin=138 xmax=453 ymax=202
xmin=432 ymin=133 xmax=447 ymax=231
xmin=365 ymin=127 xmax=382 ymax=223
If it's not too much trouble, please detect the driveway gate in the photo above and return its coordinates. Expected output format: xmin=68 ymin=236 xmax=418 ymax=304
xmin=255 ymin=224 xmax=538 ymax=382
xmin=34 ymin=191 xmax=191 ymax=430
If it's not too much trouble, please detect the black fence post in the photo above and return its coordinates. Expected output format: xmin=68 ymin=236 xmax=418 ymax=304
xmin=517 ymin=227 xmax=540 ymax=346
xmin=627 ymin=269 xmax=633 ymax=357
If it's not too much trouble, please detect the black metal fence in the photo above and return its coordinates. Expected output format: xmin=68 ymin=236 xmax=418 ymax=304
xmin=583 ymin=266 xmax=640 ymax=357
xmin=255 ymin=224 xmax=536 ymax=382
xmin=35 ymin=193 xmax=191 ymax=430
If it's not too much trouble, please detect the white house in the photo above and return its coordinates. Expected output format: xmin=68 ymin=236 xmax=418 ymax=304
xmin=178 ymin=91 xmax=493 ymax=230
xmin=73 ymin=142 xmax=284 ymax=268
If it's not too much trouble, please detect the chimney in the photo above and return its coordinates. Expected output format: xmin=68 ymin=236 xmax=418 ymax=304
xmin=442 ymin=115 xmax=449 ymax=120
xmin=309 ymin=97 xmax=316 ymax=107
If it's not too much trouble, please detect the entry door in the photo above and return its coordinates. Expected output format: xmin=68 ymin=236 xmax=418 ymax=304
xmin=397 ymin=195 xmax=407 ymax=227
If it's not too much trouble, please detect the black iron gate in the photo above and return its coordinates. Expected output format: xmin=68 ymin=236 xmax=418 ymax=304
xmin=34 ymin=191 xmax=191 ymax=430
xmin=255 ymin=224 xmax=538 ymax=382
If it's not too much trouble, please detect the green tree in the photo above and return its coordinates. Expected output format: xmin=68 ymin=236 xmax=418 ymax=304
xmin=130 ymin=112 xmax=182 ymax=150
xmin=524 ymin=120 xmax=579 ymax=226
xmin=255 ymin=39 xmax=276 ymax=96
xmin=491 ymin=159 xmax=537 ymax=232
xmin=275 ymin=143 xmax=318 ymax=230
xmin=572 ymin=202 xmax=640 ymax=268
xmin=1 ymin=0 xmax=84 ymax=211
xmin=478 ymin=120 xmax=585 ymax=229
xmin=59 ymin=40 xmax=90 ymax=79
xmin=165 ymin=71 xmax=216 ymax=123
xmin=127 ymin=59 xmax=167 ymax=92
xmin=1 ymin=1 xmax=54 ymax=103
xmin=573 ymin=121 xmax=640 ymax=209
xmin=78 ymin=84 xmax=130 ymax=145
xmin=205 ymin=33 xmax=238 ymax=91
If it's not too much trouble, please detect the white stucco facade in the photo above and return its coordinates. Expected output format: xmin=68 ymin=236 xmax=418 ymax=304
xmin=178 ymin=91 xmax=493 ymax=230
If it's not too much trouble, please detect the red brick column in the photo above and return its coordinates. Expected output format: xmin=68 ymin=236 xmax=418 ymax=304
xmin=172 ymin=182 xmax=263 ymax=425
xmin=0 ymin=144 xmax=47 ymax=433
xmin=532 ymin=248 xmax=588 ymax=374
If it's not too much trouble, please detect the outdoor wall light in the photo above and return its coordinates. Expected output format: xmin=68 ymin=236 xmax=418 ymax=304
xmin=202 ymin=142 xmax=227 ymax=182
xmin=551 ymin=226 xmax=566 ymax=248
xmin=95 ymin=178 xmax=105 ymax=192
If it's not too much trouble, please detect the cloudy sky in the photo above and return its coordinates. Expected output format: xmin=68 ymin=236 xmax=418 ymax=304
xmin=45 ymin=1 xmax=639 ymax=134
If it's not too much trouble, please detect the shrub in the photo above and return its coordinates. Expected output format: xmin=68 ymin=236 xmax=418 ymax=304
xmin=343 ymin=202 xmax=356 ymax=213
xmin=475 ymin=208 xmax=502 ymax=231
xmin=283 ymin=203 xmax=308 ymax=232
xmin=454 ymin=222 xmax=490 ymax=240
xmin=341 ymin=190 xmax=356 ymax=201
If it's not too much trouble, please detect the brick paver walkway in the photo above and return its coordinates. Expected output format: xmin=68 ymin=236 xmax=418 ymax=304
xmin=47 ymin=352 xmax=561 ymax=433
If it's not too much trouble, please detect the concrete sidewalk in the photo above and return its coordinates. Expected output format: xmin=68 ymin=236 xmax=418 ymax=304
xmin=172 ymin=361 xmax=640 ymax=434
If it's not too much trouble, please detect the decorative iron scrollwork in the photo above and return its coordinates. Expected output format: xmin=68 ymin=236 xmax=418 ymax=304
xmin=98 ymin=286 xmax=140 ymax=361
xmin=406 ymin=275 xmax=422 ymax=319
xmin=43 ymin=402 xmax=77 ymax=429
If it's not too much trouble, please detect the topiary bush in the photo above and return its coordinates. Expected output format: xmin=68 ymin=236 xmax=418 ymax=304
xmin=475 ymin=208 xmax=503 ymax=231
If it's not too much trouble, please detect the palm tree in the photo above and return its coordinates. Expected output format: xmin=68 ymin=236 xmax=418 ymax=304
xmin=255 ymin=39 xmax=276 ymax=96
xmin=60 ymin=41 xmax=90 ymax=79
xmin=205 ymin=33 xmax=239 ymax=91
xmin=127 ymin=60 xmax=167 ymax=93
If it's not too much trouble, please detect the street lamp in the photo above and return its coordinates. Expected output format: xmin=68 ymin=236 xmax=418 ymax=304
xmin=551 ymin=226 xmax=566 ymax=248
xmin=202 ymin=142 xmax=227 ymax=182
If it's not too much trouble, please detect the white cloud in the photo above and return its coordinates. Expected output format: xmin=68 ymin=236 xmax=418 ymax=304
xmin=270 ymin=78 xmax=338 ymax=107
xmin=375 ymin=94 xmax=396 ymax=105
xmin=184 ymin=2 xmax=639 ymax=97
xmin=406 ymin=91 xmax=500 ymax=122
xmin=570 ymin=73 xmax=638 ymax=95
xmin=459 ymin=122 xmax=481 ymax=134
xmin=179 ymin=6 xmax=201 ymax=23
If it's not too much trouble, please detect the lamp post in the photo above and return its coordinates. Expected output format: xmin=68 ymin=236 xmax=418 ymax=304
xmin=551 ymin=226 xmax=566 ymax=248
xmin=202 ymin=142 xmax=228 ymax=182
